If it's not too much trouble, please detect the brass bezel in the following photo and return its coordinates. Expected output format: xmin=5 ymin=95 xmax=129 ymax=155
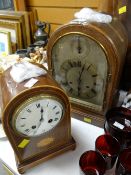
xmin=12 ymin=94 xmax=65 ymax=137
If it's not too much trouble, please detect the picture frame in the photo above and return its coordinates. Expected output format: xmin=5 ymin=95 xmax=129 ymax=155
xmin=0 ymin=0 xmax=14 ymax=10
xmin=0 ymin=19 xmax=23 ymax=53
xmin=0 ymin=10 xmax=31 ymax=49
xmin=0 ymin=30 xmax=12 ymax=56
xmin=13 ymin=0 xmax=26 ymax=11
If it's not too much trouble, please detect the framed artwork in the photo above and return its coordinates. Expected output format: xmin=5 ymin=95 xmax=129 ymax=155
xmin=0 ymin=19 xmax=23 ymax=52
xmin=0 ymin=0 xmax=26 ymax=11
xmin=0 ymin=0 xmax=14 ymax=10
xmin=0 ymin=11 xmax=31 ymax=49
xmin=0 ymin=30 xmax=12 ymax=56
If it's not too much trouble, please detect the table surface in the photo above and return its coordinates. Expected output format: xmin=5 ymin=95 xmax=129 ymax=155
xmin=0 ymin=118 xmax=104 ymax=175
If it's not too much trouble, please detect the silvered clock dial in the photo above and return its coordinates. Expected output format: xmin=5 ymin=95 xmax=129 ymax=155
xmin=51 ymin=34 xmax=107 ymax=110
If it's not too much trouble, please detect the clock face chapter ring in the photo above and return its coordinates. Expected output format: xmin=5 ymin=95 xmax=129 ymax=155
xmin=12 ymin=95 xmax=64 ymax=137
xmin=60 ymin=59 xmax=103 ymax=99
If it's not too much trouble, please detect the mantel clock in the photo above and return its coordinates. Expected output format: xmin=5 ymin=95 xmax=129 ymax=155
xmin=47 ymin=18 xmax=128 ymax=127
xmin=1 ymin=65 xmax=76 ymax=174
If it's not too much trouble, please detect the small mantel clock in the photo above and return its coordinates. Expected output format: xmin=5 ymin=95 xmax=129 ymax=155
xmin=1 ymin=65 xmax=76 ymax=174
xmin=47 ymin=18 xmax=128 ymax=127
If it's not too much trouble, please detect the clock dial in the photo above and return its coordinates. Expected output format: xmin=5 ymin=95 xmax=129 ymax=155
xmin=71 ymin=35 xmax=90 ymax=58
xmin=51 ymin=33 xmax=107 ymax=108
xmin=60 ymin=59 xmax=103 ymax=99
xmin=13 ymin=96 xmax=64 ymax=137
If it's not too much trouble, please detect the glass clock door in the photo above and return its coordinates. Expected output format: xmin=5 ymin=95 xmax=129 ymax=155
xmin=51 ymin=33 xmax=108 ymax=111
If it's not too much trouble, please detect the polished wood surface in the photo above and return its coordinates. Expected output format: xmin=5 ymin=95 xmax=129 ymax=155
xmin=47 ymin=18 xmax=128 ymax=127
xmin=1 ymin=65 xmax=76 ymax=173
xmin=1 ymin=66 xmax=58 ymax=110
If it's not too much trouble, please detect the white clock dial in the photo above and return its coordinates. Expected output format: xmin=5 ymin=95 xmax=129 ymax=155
xmin=13 ymin=96 xmax=64 ymax=137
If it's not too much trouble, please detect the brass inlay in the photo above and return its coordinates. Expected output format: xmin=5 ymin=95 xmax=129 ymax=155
xmin=37 ymin=137 xmax=54 ymax=148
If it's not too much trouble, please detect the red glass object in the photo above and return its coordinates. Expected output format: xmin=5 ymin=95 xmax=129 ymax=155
xmin=104 ymin=107 xmax=131 ymax=149
xmin=79 ymin=150 xmax=106 ymax=175
xmin=95 ymin=134 xmax=120 ymax=170
xmin=115 ymin=148 xmax=131 ymax=175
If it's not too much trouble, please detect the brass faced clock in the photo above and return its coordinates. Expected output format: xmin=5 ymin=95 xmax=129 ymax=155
xmin=1 ymin=65 xmax=76 ymax=173
xmin=47 ymin=18 xmax=128 ymax=127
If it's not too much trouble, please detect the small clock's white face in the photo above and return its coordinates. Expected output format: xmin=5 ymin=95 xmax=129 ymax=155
xmin=13 ymin=96 xmax=64 ymax=137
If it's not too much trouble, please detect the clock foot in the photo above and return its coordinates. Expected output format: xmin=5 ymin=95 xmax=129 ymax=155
xmin=17 ymin=167 xmax=25 ymax=174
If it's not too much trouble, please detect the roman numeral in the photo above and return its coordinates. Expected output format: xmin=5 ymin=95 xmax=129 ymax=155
xmin=86 ymin=64 xmax=92 ymax=71
xmin=53 ymin=106 xmax=57 ymax=109
xmin=27 ymin=109 xmax=31 ymax=113
xmin=25 ymin=129 xmax=30 ymax=132
xmin=36 ymin=103 xmax=40 ymax=108
xmin=91 ymin=88 xmax=96 ymax=94
xmin=92 ymin=74 xmax=97 ymax=77
xmin=20 ymin=124 xmax=25 ymax=127
xmin=69 ymin=88 xmax=73 ymax=93
xmin=56 ymin=111 xmax=60 ymax=115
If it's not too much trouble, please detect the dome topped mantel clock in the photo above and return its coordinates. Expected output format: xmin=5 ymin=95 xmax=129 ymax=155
xmin=1 ymin=65 xmax=76 ymax=174
xmin=47 ymin=18 xmax=128 ymax=127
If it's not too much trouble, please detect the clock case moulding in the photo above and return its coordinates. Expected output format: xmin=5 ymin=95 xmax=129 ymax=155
xmin=1 ymin=66 xmax=76 ymax=174
xmin=47 ymin=18 xmax=128 ymax=128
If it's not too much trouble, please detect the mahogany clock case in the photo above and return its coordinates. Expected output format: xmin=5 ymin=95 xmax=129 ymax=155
xmin=47 ymin=18 xmax=128 ymax=128
xmin=1 ymin=66 xmax=76 ymax=173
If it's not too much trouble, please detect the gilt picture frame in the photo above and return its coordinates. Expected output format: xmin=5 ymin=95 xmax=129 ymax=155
xmin=0 ymin=19 xmax=22 ymax=52
xmin=0 ymin=30 xmax=12 ymax=56
xmin=0 ymin=10 xmax=31 ymax=48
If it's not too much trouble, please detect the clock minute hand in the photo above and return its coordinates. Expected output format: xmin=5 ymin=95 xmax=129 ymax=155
xmin=40 ymin=107 xmax=44 ymax=122
xmin=77 ymin=65 xmax=85 ymax=96
xmin=33 ymin=107 xmax=44 ymax=135
xmin=77 ymin=64 xmax=92 ymax=96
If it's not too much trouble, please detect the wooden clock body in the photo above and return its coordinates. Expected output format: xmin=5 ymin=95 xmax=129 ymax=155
xmin=47 ymin=18 xmax=128 ymax=127
xmin=1 ymin=66 xmax=76 ymax=173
